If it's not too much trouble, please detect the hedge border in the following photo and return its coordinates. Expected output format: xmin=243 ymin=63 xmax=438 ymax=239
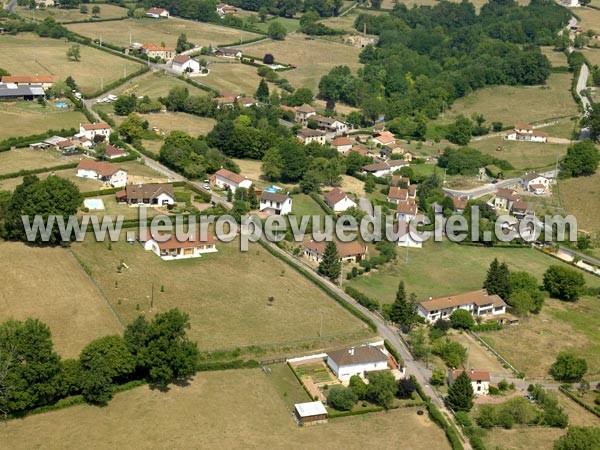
xmin=309 ymin=191 xmax=336 ymax=216
xmin=559 ymin=386 xmax=600 ymax=419
xmin=0 ymin=162 xmax=78 ymax=181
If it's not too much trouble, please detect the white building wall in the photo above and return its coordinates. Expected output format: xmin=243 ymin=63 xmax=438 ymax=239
xmin=332 ymin=197 xmax=357 ymax=213
xmin=109 ymin=170 xmax=128 ymax=188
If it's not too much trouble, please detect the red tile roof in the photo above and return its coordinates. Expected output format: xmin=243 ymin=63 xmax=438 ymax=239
xmin=324 ymin=187 xmax=348 ymax=207
xmin=331 ymin=137 xmax=353 ymax=147
xmin=396 ymin=202 xmax=417 ymax=215
xmin=215 ymin=168 xmax=245 ymax=184
xmin=2 ymin=75 xmax=56 ymax=84
xmin=82 ymin=122 xmax=110 ymax=131
xmin=77 ymin=160 xmax=123 ymax=177
xmin=304 ymin=240 xmax=366 ymax=258
xmin=419 ymin=289 xmax=506 ymax=312
xmin=388 ymin=187 xmax=408 ymax=201
xmin=452 ymin=369 xmax=490 ymax=382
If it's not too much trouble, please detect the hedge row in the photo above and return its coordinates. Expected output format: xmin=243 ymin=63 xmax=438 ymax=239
xmin=95 ymin=108 xmax=116 ymax=128
xmin=328 ymin=405 xmax=385 ymax=418
xmin=0 ymin=162 xmax=78 ymax=181
xmin=472 ymin=322 xmax=503 ymax=332
xmin=196 ymin=359 xmax=259 ymax=371
xmin=258 ymin=240 xmax=378 ymax=332
xmin=84 ymin=66 xmax=150 ymax=99
xmin=132 ymin=141 xmax=159 ymax=161
xmin=287 ymin=361 xmax=318 ymax=401
xmin=0 ymin=128 xmax=77 ymax=152
xmin=559 ymin=386 xmax=600 ymax=419
xmin=412 ymin=376 xmax=465 ymax=450
xmin=344 ymin=286 xmax=379 ymax=311
xmin=179 ymin=76 xmax=220 ymax=95
xmin=309 ymin=191 xmax=336 ymax=216
xmin=219 ymin=35 xmax=268 ymax=48
xmin=61 ymin=16 xmax=129 ymax=25
xmin=384 ymin=339 xmax=404 ymax=366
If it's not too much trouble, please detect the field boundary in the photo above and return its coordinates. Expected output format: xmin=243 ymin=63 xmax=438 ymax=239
xmin=68 ymin=247 xmax=126 ymax=328
xmin=470 ymin=331 xmax=521 ymax=376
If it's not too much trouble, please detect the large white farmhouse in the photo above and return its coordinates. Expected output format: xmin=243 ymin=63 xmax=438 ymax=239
xmin=79 ymin=122 xmax=111 ymax=141
xmin=417 ymin=289 xmax=507 ymax=323
xmin=259 ymin=191 xmax=292 ymax=215
xmin=505 ymin=124 xmax=548 ymax=143
xmin=326 ymin=345 xmax=389 ymax=382
xmin=76 ymin=160 xmax=127 ymax=187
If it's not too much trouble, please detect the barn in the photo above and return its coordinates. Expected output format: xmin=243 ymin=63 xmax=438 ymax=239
xmin=294 ymin=401 xmax=328 ymax=426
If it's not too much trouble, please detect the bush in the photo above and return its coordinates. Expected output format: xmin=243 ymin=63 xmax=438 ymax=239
xmin=327 ymin=385 xmax=357 ymax=411
xmin=552 ymin=352 xmax=588 ymax=381
xmin=450 ymin=309 xmax=475 ymax=330
xmin=344 ymin=286 xmax=379 ymax=311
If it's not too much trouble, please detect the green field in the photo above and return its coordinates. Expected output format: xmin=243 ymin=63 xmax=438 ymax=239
xmin=559 ymin=170 xmax=600 ymax=234
xmin=71 ymin=237 xmax=371 ymax=354
xmin=469 ymin=136 xmax=568 ymax=171
xmin=291 ymin=194 xmax=326 ymax=216
xmin=0 ymin=101 xmax=88 ymax=141
xmin=106 ymin=111 xmax=216 ymax=137
xmin=541 ymin=46 xmax=568 ymax=67
xmin=1 ymin=369 xmax=450 ymax=449
xmin=16 ymin=4 xmax=129 ymax=22
xmin=109 ymin=72 xmax=210 ymax=98
xmin=0 ymin=242 xmax=122 ymax=358
xmin=347 ymin=240 xmax=600 ymax=303
xmin=66 ymin=17 xmax=261 ymax=49
xmin=0 ymin=147 xmax=81 ymax=175
xmin=0 ymin=33 xmax=144 ymax=95
xmin=435 ymin=73 xmax=577 ymax=127
xmin=244 ymin=34 xmax=363 ymax=92
xmin=203 ymin=59 xmax=262 ymax=95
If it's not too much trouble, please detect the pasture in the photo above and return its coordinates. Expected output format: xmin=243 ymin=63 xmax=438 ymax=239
xmin=245 ymin=34 xmax=363 ymax=92
xmin=291 ymin=194 xmax=326 ymax=216
xmin=0 ymin=147 xmax=80 ymax=175
xmin=347 ymin=240 xmax=600 ymax=303
xmin=203 ymin=59 xmax=262 ymax=95
xmin=109 ymin=112 xmax=216 ymax=136
xmin=71 ymin=237 xmax=371 ymax=354
xmin=448 ymin=331 xmax=511 ymax=375
xmin=0 ymin=101 xmax=87 ymax=141
xmin=66 ymin=18 xmax=261 ymax=49
xmin=541 ymin=46 xmax=568 ymax=67
xmin=0 ymin=33 xmax=143 ymax=95
xmin=16 ymin=4 xmax=129 ymax=22
xmin=482 ymin=427 xmax=564 ymax=450
xmin=559 ymin=170 xmax=600 ymax=234
xmin=0 ymin=242 xmax=122 ymax=358
xmin=480 ymin=295 xmax=600 ymax=378
xmin=437 ymin=73 xmax=577 ymax=127
xmin=1 ymin=369 xmax=450 ymax=449
xmin=469 ymin=136 xmax=568 ymax=171
xmin=111 ymin=72 xmax=209 ymax=98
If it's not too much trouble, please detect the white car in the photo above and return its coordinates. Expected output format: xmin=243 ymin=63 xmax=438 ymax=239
xmin=74 ymin=92 xmax=82 ymax=99
xmin=107 ymin=94 xmax=117 ymax=101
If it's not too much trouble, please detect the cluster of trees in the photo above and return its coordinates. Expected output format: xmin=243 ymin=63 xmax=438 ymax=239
xmin=551 ymin=352 xmax=587 ymax=381
xmin=476 ymin=385 xmax=568 ymax=429
xmin=437 ymin=146 xmax=512 ymax=176
xmin=159 ymin=130 xmax=239 ymax=180
xmin=384 ymin=281 xmax=419 ymax=328
xmin=231 ymin=0 xmax=343 ymax=18
xmin=327 ymin=371 xmax=416 ymax=411
xmin=484 ymin=258 xmax=546 ymax=315
xmin=0 ymin=309 xmax=198 ymax=414
xmin=543 ymin=265 xmax=586 ymax=302
xmin=1 ymin=175 xmax=82 ymax=245
xmin=560 ymin=139 xmax=600 ymax=178
xmin=554 ymin=426 xmax=600 ymax=450
xmin=299 ymin=10 xmax=342 ymax=35
xmin=114 ymin=94 xmax=162 ymax=116
xmin=317 ymin=0 xmax=568 ymax=124
xmin=408 ymin=326 xmax=468 ymax=369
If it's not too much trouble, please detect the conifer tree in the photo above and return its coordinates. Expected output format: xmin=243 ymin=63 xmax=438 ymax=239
xmin=447 ymin=371 xmax=474 ymax=411
xmin=255 ymin=79 xmax=270 ymax=103
xmin=483 ymin=258 xmax=511 ymax=299
xmin=318 ymin=241 xmax=341 ymax=281
xmin=389 ymin=282 xmax=417 ymax=327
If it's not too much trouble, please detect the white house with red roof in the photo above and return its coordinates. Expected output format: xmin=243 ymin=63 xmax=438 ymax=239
xmin=448 ymin=369 xmax=491 ymax=396
xmin=172 ymin=55 xmax=200 ymax=74
xmin=211 ymin=168 xmax=252 ymax=193
xmin=394 ymin=220 xmax=424 ymax=249
xmin=139 ymin=229 xmax=217 ymax=260
xmin=371 ymin=131 xmax=396 ymax=147
xmin=521 ymin=172 xmax=550 ymax=195
xmin=76 ymin=160 xmax=127 ymax=187
xmin=324 ymin=187 xmax=356 ymax=213
xmin=295 ymin=104 xmax=316 ymax=124
xmin=79 ymin=122 xmax=111 ymax=141
xmin=304 ymin=241 xmax=367 ymax=263
xmin=396 ymin=201 xmax=418 ymax=222
xmin=505 ymin=124 xmax=548 ymax=143
xmin=330 ymin=136 xmax=353 ymax=153
xmin=146 ymin=7 xmax=169 ymax=18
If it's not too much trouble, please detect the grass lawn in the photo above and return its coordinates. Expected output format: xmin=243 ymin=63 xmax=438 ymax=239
xmin=71 ymin=237 xmax=371 ymax=354
xmin=434 ymin=73 xmax=577 ymax=127
xmin=575 ymin=7 xmax=600 ymax=32
xmin=79 ymin=194 xmax=166 ymax=220
xmin=16 ymin=4 xmax=129 ymax=22
xmin=479 ymin=295 xmax=600 ymax=378
xmin=0 ymin=242 xmax=122 ymax=358
xmin=267 ymin=363 xmax=312 ymax=410
xmin=141 ymin=139 xmax=163 ymax=155
xmin=1 ymin=369 xmax=450 ymax=449
xmin=291 ymin=194 xmax=326 ymax=216
xmin=482 ymin=427 xmax=564 ymax=450
xmin=0 ymin=101 xmax=87 ymax=141
xmin=244 ymin=34 xmax=363 ymax=92
xmin=0 ymin=33 xmax=143 ymax=96
xmin=537 ymin=118 xmax=578 ymax=140
xmin=541 ymin=46 xmax=569 ymax=67
xmin=448 ymin=331 xmax=511 ymax=375
xmin=203 ymin=59 xmax=262 ymax=95
xmin=231 ymin=158 xmax=298 ymax=190
xmin=559 ymin=171 xmax=600 ymax=234
xmin=136 ymin=113 xmax=216 ymax=136
xmin=110 ymin=71 xmax=210 ymax=98
xmin=66 ymin=17 xmax=261 ymax=49
xmin=347 ymin=240 xmax=600 ymax=303
xmin=469 ymin=136 xmax=568 ymax=171
xmin=0 ymin=147 xmax=81 ymax=175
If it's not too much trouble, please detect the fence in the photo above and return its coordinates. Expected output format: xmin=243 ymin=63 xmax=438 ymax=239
xmin=470 ymin=331 xmax=521 ymax=376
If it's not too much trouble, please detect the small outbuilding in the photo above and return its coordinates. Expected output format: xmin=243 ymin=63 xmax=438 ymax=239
xmin=294 ymin=401 xmax=328 ymax=426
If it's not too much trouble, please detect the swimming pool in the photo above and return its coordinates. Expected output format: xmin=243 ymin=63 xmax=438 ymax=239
xmin=84 ymin=198 xmax=105 ymax=210
xmin=55 ymin=101 xmax=68 ymax=109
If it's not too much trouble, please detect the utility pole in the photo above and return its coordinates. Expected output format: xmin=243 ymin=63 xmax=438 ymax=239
xmin=443 ymin=168 xmax=447 ymax=185
xmin=554 ymin=152 xmax=560 ymax=180
xmin=405 ymin=240 xmax=409 ymax=263
xmin=150 ymin=282 xmax=154 ymax=308
xmin=319 ymin=311 xmax=323 ymax=338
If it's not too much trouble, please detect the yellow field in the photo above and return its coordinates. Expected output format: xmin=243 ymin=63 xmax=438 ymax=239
xmin=1 ymin=369 xmax=450 ymax=450
xmin=0 ymin=33 xmax=144 ymax=95
xmin=0 ymin=242 xmax=122 ymax=358
xmin=439 ymin=73 xmax=577 ymax=126
xmin=0 ymin=147 xmax=81 ymax=175
xmin=0 ymin=102 xmax=88 ymax=141
xmin=110 ymin=112 xmax=216 ymax=136
xmin=66 ymin=17 xmax=261 ymax=49
xmin=559 ymin=170 xmax=600 ymax=234
xmin=245 ymin=34 xmax=363 ymax=92
xmin=203 ymin=59 xmax=262 ymax=95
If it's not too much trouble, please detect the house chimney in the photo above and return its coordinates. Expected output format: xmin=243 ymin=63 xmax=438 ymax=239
xmin=349 ymin=348 xmax=355 ymax=356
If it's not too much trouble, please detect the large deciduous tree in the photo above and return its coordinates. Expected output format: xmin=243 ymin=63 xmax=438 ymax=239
xmin=543 ymin=265 xmax=585 ymax=302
